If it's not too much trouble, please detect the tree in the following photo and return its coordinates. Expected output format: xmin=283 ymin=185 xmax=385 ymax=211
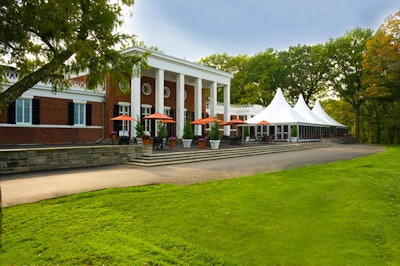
xmin=325 ymin=28 xmax=373 ymax=139
xmin=363 ymin=11 xmax=400 ymax=101
xmin=362 ymin=11 xmax=400 ymax=143
xmin=241 ymin=49 xmax=284 ymax=106
xmin=198 ymin=53 xmax=249 ymax=104
xmin=279 ymin=44 xmax=329 ymax=105
xmin=0 ymin=0 xmax=148 ymax=116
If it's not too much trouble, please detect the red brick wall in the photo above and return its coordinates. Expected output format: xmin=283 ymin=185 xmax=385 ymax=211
xmin=0 ymin=127 xmax=103 ymax=145
xmin=0 ymin=96 xmax=104 ymax=145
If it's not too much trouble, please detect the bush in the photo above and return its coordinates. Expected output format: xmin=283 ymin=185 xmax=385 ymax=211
xmin=183 ymin=118 xmax=194 ymax=139
xmin=157 ymin=121 xmax=167 ymax=138
xmin=209 ymin=119 xmax=221 ymax=140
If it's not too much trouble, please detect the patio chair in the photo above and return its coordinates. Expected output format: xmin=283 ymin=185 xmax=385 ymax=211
xmin=153 ymin=137 xmax=164 ymax=150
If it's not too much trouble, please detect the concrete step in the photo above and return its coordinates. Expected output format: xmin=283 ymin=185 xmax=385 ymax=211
xmin=127 ymin=142 xmax=332 ymax=167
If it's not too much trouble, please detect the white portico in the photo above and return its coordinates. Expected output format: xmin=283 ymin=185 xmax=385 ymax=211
xmin=122 ymin=47 xmax=233 ymax=138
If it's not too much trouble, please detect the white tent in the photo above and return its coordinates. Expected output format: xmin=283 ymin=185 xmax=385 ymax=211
xmin=245 ymin=88 xmax=308 ymax=124
xmin=242 ymin=88 xmax=348 ymax=142
xmin=293 ymin=94 xmax=326 ymax=125
xmin=312 ymin=100 xmax=346 ymax=127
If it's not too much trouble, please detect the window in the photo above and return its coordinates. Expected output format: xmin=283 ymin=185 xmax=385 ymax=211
xmin=164 ymin=86 xmax=170 ymax=98
xmin=119 ymin=104 xmax=130 ymax=134
xmin=141 ymin=105 xmax=152 ymax=133
xmin=142 ymin=83 xmax=152 ymax=95
xmin=74 ymin=103 xmax=85 ymax=125
xmin=16 ymin=98 xmax=31 ymax=124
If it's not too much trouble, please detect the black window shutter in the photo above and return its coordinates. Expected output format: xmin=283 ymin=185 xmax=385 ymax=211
xmin=68 ymin=102 xmax=74 ymax=125
xmin=113 ymin=104 xmax=120 ymax=131
xmin=113 ymin=105 xmax=119 ymax=116
xmin=32 ymin=99 xmax=40 ymax=125
xmin=86 ymin=104 xmax=92 ymax=126
xmin=7 ymin=101 xmax=16 ymax=124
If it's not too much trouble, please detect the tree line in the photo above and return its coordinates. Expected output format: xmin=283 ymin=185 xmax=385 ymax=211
xmin=198 ymin=11 xmax=400 ymax=144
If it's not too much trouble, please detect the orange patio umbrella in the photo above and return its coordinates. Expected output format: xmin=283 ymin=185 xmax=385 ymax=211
xmin=257 ymin=120 xmax=271 ymax=125
xmin=228 ymin=118 xmax=246 ymax=125
xmin=111 ymin=114 xmax=137 ymax=121
xmin=143 ymin=112 xmax=173 ymax=120
xmin=161 ymin=119 xmax=176 ymax=124
xmin=191 ymin=117 xmax=226 ymax=126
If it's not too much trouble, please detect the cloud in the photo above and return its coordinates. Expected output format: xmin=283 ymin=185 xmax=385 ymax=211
xmin=120 ymin=0 xmax=399 ymax=61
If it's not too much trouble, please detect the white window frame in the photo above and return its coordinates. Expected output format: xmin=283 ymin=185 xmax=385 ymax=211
xmin=74 ymin=102 xmax=86 ymax=126
xmin=141 ymin=104 xmax=152 ymax=133
xmin=118 ymin=102 xmax=130 ymax=135
xmin=16 ymin=98 xmax=32 ymax=124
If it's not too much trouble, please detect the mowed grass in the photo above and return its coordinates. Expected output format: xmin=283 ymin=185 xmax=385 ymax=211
xmin=1 ymin=146 xmax=399 ymax=265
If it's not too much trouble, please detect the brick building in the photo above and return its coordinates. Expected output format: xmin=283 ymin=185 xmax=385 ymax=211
xmin=0 ymin=47 xmax=233 ymax=145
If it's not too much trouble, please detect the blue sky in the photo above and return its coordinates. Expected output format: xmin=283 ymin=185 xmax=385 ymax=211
xmin=120 ymin=0 xmax=398 ymax=61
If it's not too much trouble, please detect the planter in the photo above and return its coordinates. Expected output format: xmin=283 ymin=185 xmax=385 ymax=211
xmin=290 ymin=137 xmax=298 ymax=142
xmin=182 ymin=139 xmax=192 ymax=148
xmin=142 ymin=139 xmax=153 ymax=146
xmin=209 ymin=140 xmax=221 ymax=150
xmin=245 ymin=136 xmax=250 ymax=142
xmin=169 ymin=140 xmax=176 ymax=147
xmin=136 ymin=137 xmax=142 ymax=145
xmin=198 ymin=141 xmax=206 ymax=149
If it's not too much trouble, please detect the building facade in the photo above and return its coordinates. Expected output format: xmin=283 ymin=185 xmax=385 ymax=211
xmin=0 ymin=47 xmax=233 ymax=145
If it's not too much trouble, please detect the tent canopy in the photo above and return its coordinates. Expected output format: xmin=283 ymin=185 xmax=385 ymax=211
xmin=245 ymin=88 xmax=309 ymax=124
xmin=245 ymin=88 xmax=347 ymax=129
xmin=312 ymin=100 xmax=347 ymax=127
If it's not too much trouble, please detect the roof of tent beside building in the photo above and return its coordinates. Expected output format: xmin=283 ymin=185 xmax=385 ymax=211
xmin=245 ymin=88 xmax=347 ymax=128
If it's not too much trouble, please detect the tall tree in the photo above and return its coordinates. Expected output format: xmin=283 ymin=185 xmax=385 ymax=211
xmin=362 ymin=11 xmax=400 ymax=143
xmin=198 ymin=53 xmax=249 ymax=104
xmin=363 ymin=11 xmax=400 ymax=101
xmin=279 ymin=44 xmax=329 ymax=106
xmin=325 ymin=27 xmax=373 ymax=139
xmin=0 ymin=0 xmax=147 ymax=115
xmin=241 ymin=49 xmax=284 ymax=106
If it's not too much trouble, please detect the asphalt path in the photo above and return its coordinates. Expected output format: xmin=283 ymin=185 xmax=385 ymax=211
xmin=1 ymin=144 xmax=385 ymax=207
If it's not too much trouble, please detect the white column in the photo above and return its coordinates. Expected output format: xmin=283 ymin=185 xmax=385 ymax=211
xmin=209 ymin=81 xmax=217 ymax=117
xmin=176 ymin=73 xmax=185 ymax=139
xmin=224 ymin=83 xmax=231 ymax=136
xmin=194 ymin=78 xmax=202 ymax=136
xmin=155 ymin=69 xmax=164 ymax=113
xmin=155 ymin=69 xmax=164 ymax=136
xmin=131 ymin=66 xmax=141 ymax=137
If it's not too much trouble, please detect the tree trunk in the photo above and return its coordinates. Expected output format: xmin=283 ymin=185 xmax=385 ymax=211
xmin=0 ymin=184 xmax=2 ymax=248
xmin=0 ymin=49 xmax=75 ymax=116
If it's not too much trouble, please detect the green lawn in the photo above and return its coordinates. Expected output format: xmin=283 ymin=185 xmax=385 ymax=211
xmin=1 ymin=146 xmax=399 ymax=265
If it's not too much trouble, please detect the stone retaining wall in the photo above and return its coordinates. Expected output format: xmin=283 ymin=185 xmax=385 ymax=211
xmin=0 ymin=145 xmax=144 ymax=174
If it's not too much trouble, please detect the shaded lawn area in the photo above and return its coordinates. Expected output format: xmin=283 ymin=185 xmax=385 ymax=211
xmin=1 ymin=146 xmax=399 ymax=265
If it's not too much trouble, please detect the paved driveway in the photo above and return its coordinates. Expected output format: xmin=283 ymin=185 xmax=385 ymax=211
xmin=1 ymin=144 xmax=385 ymax=207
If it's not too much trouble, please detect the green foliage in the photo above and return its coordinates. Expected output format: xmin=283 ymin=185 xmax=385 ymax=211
xmin=135 ymin=120 xmax=144 ymax=137
xmin=2 ymin=147 xmax=400 ymax=265
xmin=291 ymin=125 xmax=297 ymax=137
xmin=182 ymin=117 xmax=194 ymax=139
xmin=157 ymin=121 xmax=167 ymax=138
xmin=244 ymin=126 xmax=249 ymax=137
xmin=325 ymin=27 xmax=374 ymax=139
xmin=279 ymin=44 xmax=329 ymax=105
xmin=0 ymin=0 xmax=148 ymax=115
xmin=209 ymin=119 xmax=221 ymax=140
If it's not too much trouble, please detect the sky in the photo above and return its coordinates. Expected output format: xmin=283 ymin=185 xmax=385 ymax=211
xmin=120 ymin=0 xmax=399 ymax=62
